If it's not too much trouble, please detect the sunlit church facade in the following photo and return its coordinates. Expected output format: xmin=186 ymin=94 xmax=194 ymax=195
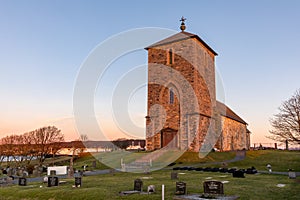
xmin=145 ymin=20 xmax=250 ymax=152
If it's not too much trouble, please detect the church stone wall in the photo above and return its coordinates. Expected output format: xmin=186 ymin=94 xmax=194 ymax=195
xmin=219 ymin=116 xmax=248 ymax=151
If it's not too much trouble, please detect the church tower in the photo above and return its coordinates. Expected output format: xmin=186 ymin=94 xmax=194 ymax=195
xmin=145 ymin=18 xmax=219 ymax=151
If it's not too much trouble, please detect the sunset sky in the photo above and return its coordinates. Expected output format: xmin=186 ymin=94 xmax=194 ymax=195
xmin=1 ymin=1 xmax=300 ymax=146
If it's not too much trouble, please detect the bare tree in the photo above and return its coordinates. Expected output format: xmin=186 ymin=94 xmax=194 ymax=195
xmin=269 ymin=89 xmax=300 ymax=145
xmin=0 ymin=126 xmax=64 ymax=168
xmin=1 ymin=134 xmax=30 ymax=166
xmin=0 ymin=144 xmax=5 ymax=166
xmin=22 ymin=132 xmax=38 ymax=165
xmin=31 ymin=126 xmax=64 ymax=166
xmin=0 ymin=135 xmax=17 ymax=166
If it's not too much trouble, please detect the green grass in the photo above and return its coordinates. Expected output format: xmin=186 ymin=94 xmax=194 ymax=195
xmin=175 ymin=151 xmax=236 ymax=164
xmin=72 ymin=154 xmax=109 ymax=171
xmin=1 ymin=150 xmax=299 ymax=199
xmin=172 ymin=150 xmax=300 ymax=172
xmin=0 ymin=170 xmax=299 ymax=200
xmin=230 ymin=150 xmax=300 ymax=171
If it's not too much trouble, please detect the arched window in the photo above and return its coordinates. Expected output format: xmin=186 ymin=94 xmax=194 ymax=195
xmin=170 ymin=89 xmax=174 ymax=104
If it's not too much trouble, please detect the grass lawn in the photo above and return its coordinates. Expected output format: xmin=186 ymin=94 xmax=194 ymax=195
xmin=0 ymin=170 xmax=299 ymax=200
xmin=172 ymin=150 xmax=300 ymax=172
xmin=1 ymin=150 xmax=299 ymax=199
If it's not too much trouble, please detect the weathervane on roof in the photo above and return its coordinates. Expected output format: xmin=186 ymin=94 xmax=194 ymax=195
xmin=180 ymin=16 xmax=186 ymax=31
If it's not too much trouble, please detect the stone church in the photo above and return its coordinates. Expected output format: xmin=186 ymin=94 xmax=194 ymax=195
xmin=145 ymin=19 xmax=250 ymax=152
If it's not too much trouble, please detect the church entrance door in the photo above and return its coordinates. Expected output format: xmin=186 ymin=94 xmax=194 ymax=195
xmin=161 ymin=128 xmax=178 ymax=148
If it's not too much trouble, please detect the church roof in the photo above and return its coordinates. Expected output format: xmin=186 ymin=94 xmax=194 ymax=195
xmin=145 ymin=31 xmax=218 ymax=56
xmin=216 ymin=101 xmax=247 ymax=125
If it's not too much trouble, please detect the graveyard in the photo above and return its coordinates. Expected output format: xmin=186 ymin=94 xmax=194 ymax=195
xmin=0 ymin=150 xmax=299 ymax=199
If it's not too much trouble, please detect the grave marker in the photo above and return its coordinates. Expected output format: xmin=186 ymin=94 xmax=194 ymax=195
xmin=50 ymin=170 xmax=56 ymax=176
xmin=147 ymin=185 xmax=155 ymax=194
xmin=203 ymin=181 xmax=224 ymax=194
xmin=288 ymin=169 xmax=296 ymax=179
xmin=232 ymin=170 xmax=245 ymax=178
xmin=134 ymin=178 xmax=143 ymax=192
xmin=171 ymin=172 xmax=178 ymax=180
xmin=92 ymin=161 xmax=97 ymax=168
xmin=48 ymin=176 xmax=59 ymax=187
xmin=18 ymin=177 xmax=27 ymax=186
xmin=75 ymin=177 xmax=82 ymax=187
xmin=175 ymin=181 xmax=186 ymax=195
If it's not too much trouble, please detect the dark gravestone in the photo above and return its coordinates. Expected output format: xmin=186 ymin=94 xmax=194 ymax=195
xmin=203 ymin=167 xmax=212 ymax=172
xmin=50 ymin=170 xmax=56 ymax=176
xmin=228 ymin=168 xmax=237 ymax=173
xmin=203 ymin=181 xmax=224 ymax=195
xmin=219 ymin=168 xmax=228 ymax=173
xmin=187 ymin=167 xmax=195 ymax=171
xmin=171 ymin=172 xmax=178 ymax=180
xmin=18 ymin=178 xmax=27 ymax=186
xmin=75 ymin=177 xmax=82 ymax=187
xmin=232 ymin=170 xmax=245 ymax=178
xmin=79 ymin=170 xmax=84 ymax=177
xmin=195 ymin=167 xmax=203 ymax=171
xmin=246 ymin=167 xmax=257 ymax=174
xmin=211 ymin=167 xmax=220 ymax=172
xmin=48 ymin=177 xmax=59 ymax=187
xmin=134 ymin=179 xmax=143 ymax=192
xmin=175 ymin=181 xmax=186 ymax=195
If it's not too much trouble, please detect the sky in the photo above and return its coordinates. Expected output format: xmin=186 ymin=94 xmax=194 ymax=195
xmin=0 ymin=1 xmax=300 ymax=146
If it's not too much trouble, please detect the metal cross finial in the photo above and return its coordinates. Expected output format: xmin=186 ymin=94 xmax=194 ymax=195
xmin=180 ymin=16 xmax=186 ymax=31
xmin=180 ymin=16 xmax=186 ymax=23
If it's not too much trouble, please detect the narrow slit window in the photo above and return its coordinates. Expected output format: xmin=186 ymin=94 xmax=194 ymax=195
xmin=168 ymin=49 xmax=173 ymax=64
xmin=170 ymin=89 xmax=174 ymax=104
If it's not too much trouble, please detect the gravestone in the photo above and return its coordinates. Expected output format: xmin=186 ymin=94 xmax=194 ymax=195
xmin=50 ymin=170 xmax=56 ymax=176
xmin=219 ymin=168 xmax=228 ymax=173
xmin=38 ymin=167 xmax=43 ymax=176
xmin=175 ymin=181 xmax=186 ymax=195
xmin=203 ymin=181 xmax=224 ymax=194
xmin=79 ymin=170 xmax=84 ymax=177
xmin=147 ymin=185 xmax=155 ymax=194
xmin=288 ymin=170 xmax=296 ymax=179
xmin=92 ymin=161 xmax=97 ymax=168
xmin=75 ymin=177 xmax=82 ymax=187
xmin=134 ymin=178 xmax=143 ymax=191
xmin=32 ymin=169 xmax=38 ymax=177
xmin=43 ymin=176 xmax=48 ymax=183
xmin=17 ymin=169 xmax=23 ymax=176
xmin=12 ymin=168 xmax=17 ymax=176
xmin=144 ymin=166 xmax=150 ymax=174
xmin=171 ymin=172 xmax=178 ymax=180
xmin=48 ymin=176 xmax=59 ymax=187
xmin=7 ymin=168 xmax=12 ymax=176
xmin=18 ymin=177 xmax=27 ymax=186
xmin=232 ymin=170 xmax=245 ymax=178
xmin=246 ymin=167 xmax=257 ymax=174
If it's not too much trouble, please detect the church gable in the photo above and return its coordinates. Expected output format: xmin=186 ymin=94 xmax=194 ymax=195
xmin=145 ymin=31 xmax=218 ymax=56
